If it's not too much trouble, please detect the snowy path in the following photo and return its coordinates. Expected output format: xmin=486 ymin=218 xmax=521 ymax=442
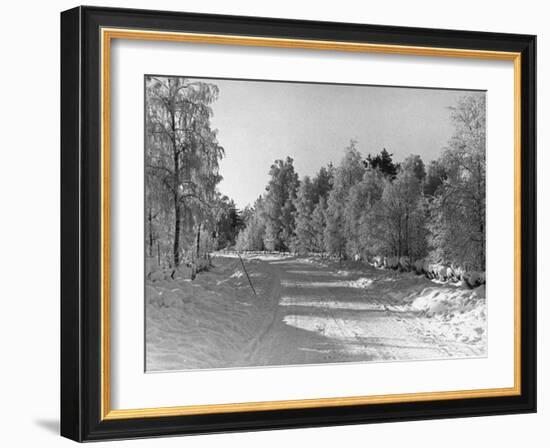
xmin=146 ymin=254 xmax=486 ymax=371
xmin=243 ymin=255 xmax=482 ymax=367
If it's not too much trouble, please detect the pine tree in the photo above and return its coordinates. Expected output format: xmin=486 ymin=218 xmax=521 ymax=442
xmin=365 ymin=148 xmax=399 ymax=179
xmin=213 ymin=197 xmax=244 ymax=249
xmin=235 ymin=197 xmax=266 ymax=251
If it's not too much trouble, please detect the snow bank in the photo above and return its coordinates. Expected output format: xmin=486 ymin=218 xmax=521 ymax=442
xmin=410 ymin=286 xmax=485 ymax=315
xmin=146 ymin=256 xmax=276 ymax=371
xmin=406 ymin=285 xmax=486 ymax=349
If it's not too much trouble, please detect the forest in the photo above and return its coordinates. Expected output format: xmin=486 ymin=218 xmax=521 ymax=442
xmin=145 ymin=76 xmax=486 ymax=281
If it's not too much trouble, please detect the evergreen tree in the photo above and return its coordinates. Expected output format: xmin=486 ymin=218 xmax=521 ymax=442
xmin=214 ymin=197 xmax=244 ymax=249
xmin=235 ymin=197 xmax=266 ymax=251
xmin=365 ymin=148 xmax=399 ymax=179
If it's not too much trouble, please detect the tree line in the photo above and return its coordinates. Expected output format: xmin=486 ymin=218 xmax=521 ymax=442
xmin=144 ymin=77 xmax=485 ymax=275
xmin=235 ymin=94 xmax=486 ymax=272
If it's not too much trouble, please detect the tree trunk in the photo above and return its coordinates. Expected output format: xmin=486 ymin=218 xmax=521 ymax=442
xmin=173 ymin=196 xmax=181 ymax=267
xmin=397 ymin=217 xmax=402 ymax=258
xmin=404 ymin=211 xmax=409 ymax=257
xmin=157 ymin=242 xmax=161 ymax=267
xmin=476 ymin=199 xmax=485 ymax=271
xmin=479 ymin=218 xmax=485 ymax=270
xmin=170 ymin=90 xmax=181 ymax=267
xmin=477 ymin=160 xmax=486 ymax=271
xmin=147 ymin=208 xmax=154 ymax=257
xmin=196 ymin=222 xmax=201 ymax=259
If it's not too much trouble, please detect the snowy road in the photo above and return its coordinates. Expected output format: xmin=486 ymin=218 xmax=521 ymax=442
xmin=243 ymin=255 xmax=483 ymax=367
xmin=146 ymin=254 xmax=486 ymax=371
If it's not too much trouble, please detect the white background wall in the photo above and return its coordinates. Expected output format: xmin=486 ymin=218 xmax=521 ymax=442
xmin=0 ymin=0 xmax=546 ymax=446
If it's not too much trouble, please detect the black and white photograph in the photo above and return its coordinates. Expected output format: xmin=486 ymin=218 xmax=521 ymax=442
xmin=50 ymin=3 xmax=541 ymax=443
xmin=144 ymin=76 xmax=487 ymax=372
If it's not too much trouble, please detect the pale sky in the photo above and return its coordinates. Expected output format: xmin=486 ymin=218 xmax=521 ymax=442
xmin=199 ymin=77 xmax=484 ymax=209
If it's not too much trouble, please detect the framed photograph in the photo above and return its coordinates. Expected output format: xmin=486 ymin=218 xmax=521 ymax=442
xmin=60 ymin=6 xmax=536 ymax=441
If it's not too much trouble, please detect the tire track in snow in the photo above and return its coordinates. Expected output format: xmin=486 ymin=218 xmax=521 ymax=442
xmin=290 ymin=269 xmax=385 ymax=360
xmin=282 ymin=261 xmax=460 ymax=361
xmin=241 ymin=258 xmax=287 ymax=365
xmin=280 ymin=260 xmax=398 ymax=362
xmin=235 ymin=255 xmax=483 ymax=366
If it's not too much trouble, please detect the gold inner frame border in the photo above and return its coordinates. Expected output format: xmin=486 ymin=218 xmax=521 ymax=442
xmin=99 ymin=27 xmax=522 ymax=421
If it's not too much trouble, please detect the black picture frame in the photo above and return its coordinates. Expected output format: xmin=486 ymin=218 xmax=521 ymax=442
xmin=61 ymin=5 xmax=536 ymax=442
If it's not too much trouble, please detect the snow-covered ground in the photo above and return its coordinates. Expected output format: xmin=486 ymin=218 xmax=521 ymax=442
xmin=146 ymin=253 xmax=486 ymax=371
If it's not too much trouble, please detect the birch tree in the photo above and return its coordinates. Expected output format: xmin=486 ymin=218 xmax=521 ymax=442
xmin=145 ymin=76 xmax=224 ymax=267
xmin=324 ymin=141 xmax=365 ymax=259
xmin=428 ymin=94 xmax=486 ymax=269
